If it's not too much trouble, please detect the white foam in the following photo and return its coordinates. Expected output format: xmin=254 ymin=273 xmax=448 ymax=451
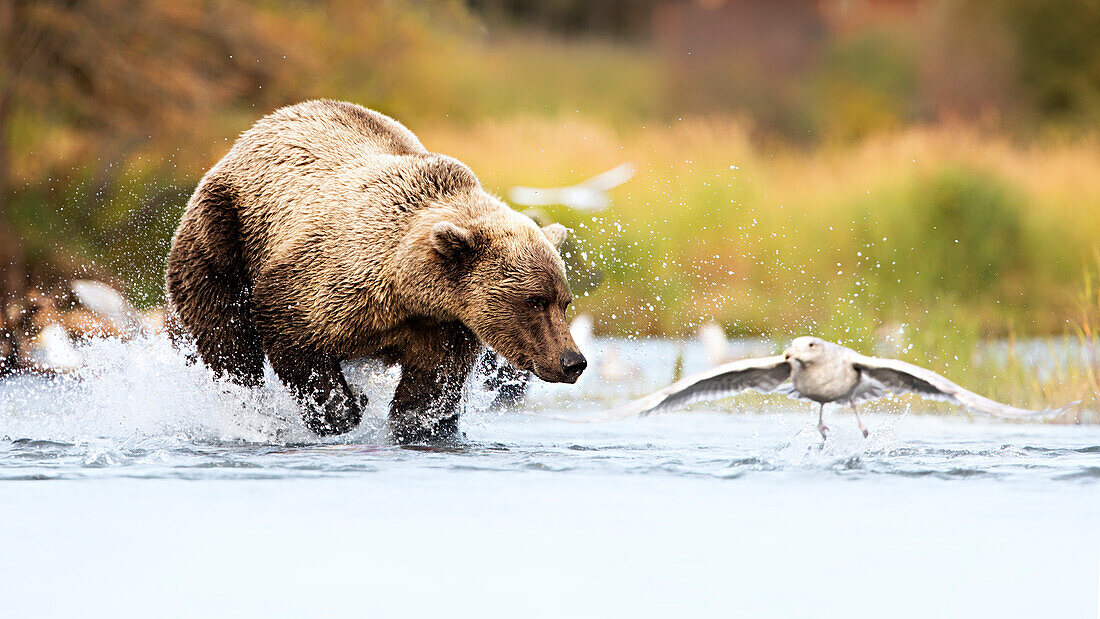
xmin=0 ymin=335 xmax=395 ymax=445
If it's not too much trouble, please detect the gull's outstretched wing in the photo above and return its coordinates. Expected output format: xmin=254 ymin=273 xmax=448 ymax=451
xmin=848 ymin=352 xmax=1070 ymax=419
xmin=560 ymin=355 xmax=791 ymax=422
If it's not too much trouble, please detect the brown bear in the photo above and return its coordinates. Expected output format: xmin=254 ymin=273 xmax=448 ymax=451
xmin=166 ymin=100 xmax=586 ymax=442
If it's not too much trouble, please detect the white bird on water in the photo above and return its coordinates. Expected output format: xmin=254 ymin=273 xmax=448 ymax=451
xmin=568 ymin=336 xmax=1069 ymax=439
xmin=508 ymin=162 xmax=635 ymax=211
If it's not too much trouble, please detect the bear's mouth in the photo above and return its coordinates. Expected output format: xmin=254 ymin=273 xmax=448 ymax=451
xmin=530 ymin=361 xmax=577 ymax=384
xmin=529 ymin=360 xmax=549 ymax=381
xmin=512 ymin=355 xmax=539 ymax=376
xmin=510 ymin=356 xmax=571 ymax=384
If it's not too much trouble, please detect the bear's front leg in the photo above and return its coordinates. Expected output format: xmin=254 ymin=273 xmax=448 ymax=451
xmin=252 ymin=271 xmax=364 ymax=437
xmin=267 ymin=345 xmax=364 ymax=437
xmin=389 ymin=359 xmax=473 ymax=445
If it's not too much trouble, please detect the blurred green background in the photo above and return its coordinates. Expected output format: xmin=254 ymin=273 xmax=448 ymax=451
xmin=2 ymin=0 xmax=1099 ymax=405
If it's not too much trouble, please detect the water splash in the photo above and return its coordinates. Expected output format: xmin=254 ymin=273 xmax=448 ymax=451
xmin=0 ymin=334 xmax=390 ymax=446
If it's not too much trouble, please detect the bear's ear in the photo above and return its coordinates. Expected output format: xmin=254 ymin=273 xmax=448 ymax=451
xmin=542 ymin=223 xmax=568 ymax=249
xmin=431 ymin=221 xmax=475 ymax=259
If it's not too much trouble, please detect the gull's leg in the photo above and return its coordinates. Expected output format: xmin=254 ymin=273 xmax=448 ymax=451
xmin=851 ymin=402 xmax=869 ymax=438
xmin=817 ymin=403 xmax=829 ymax=440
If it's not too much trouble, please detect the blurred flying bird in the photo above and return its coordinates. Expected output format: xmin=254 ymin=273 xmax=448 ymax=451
xmin=509 ymin=162 xmax=635 ymax=211
xmin=697 ymin=322 xmax=731 ymax=366
xmin=597 ymin=345 xmax=636 ymax=383
xmin=566 ymin=336 xmax=1070 ymax=439
xmin=566 ymin=313 xmax=639 ymax=382
xmin=569 ymin=312 xmax=595 ymax=356
xmin=23 ymin=281 xmax=148 ymax=373
xmin=71 ymin=280 xmax=144 ymax=337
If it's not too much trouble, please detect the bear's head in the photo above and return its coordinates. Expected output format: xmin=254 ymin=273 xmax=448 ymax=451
xmin=424 ymin=208 xmax=586 ymax=384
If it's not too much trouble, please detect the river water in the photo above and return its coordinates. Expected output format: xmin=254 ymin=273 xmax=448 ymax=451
xmin=0 ymin=335 xmax=1097 ymax=617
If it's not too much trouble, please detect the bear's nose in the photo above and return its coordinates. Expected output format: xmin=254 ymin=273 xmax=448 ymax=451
xmin=561 ymin=350 xmax=587 ymax=381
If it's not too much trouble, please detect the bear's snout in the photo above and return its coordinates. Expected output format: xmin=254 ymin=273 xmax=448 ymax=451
xmin=560 ymin=350 xmax=587 ymax=383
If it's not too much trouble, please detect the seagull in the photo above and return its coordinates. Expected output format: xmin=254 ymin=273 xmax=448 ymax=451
xmin=567 ymin=336 xmax=1070 ymax=439
xmin=697 ymin=322 xmax=731 ymax=366
xmin=71 ymin=280 xmax=144 ymax=337
xmin=509 ymin=162 xmax=635 ymax=211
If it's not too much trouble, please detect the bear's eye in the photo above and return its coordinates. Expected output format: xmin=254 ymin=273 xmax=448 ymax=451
xmin=526 ymin=296 xmax=550 ymax=311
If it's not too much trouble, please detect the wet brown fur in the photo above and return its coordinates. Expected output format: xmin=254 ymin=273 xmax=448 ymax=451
xmin=166 ymin=100 xmax=580 ymax=441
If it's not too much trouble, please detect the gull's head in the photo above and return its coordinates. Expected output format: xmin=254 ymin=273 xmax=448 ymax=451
xmin=784 ymin=336 xmax=827 ymax=366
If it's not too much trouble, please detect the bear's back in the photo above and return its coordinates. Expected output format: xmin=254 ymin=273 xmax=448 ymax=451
xmin=205 ymin=101 xmax=440 ymax=266
xmin=239 ymin=99 xmax=427 ymax=165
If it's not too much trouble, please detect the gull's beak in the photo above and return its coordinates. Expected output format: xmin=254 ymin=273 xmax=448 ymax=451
xmin=783 ymin=349 xmax=791 ymax=361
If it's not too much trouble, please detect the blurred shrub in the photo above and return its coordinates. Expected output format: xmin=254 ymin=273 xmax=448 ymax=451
xmin=855 ymin=167 xmax=1037 ymax=331
xmin=812 ymin=30 xmax=918 ymax=142
xmin=998 ymin=0 xmax=1100 ymax=121
xmin=906 ymin=168 xmax=1028 ymax=294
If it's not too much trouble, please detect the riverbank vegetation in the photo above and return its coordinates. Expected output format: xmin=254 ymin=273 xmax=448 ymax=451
xmin=2 ymin=0 xmax=1098 ymax=411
